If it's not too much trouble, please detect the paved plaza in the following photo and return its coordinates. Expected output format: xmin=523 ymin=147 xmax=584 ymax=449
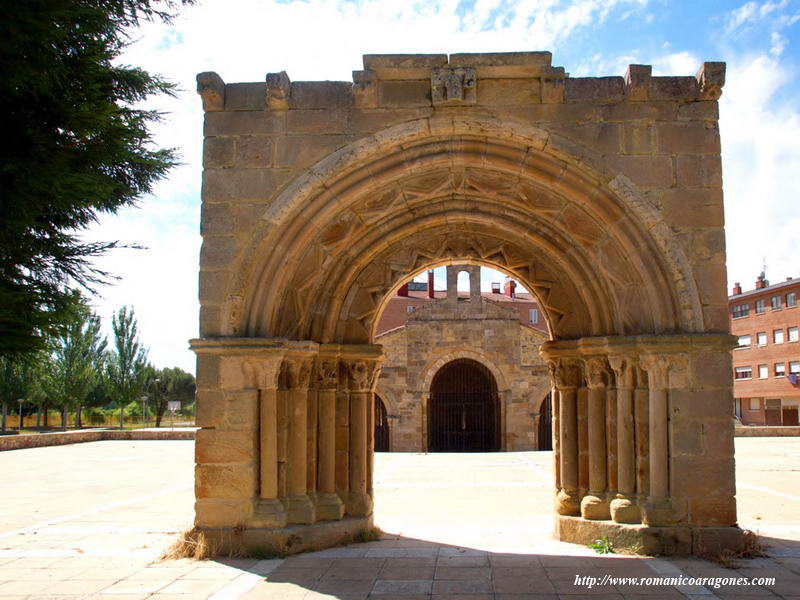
xmin=0 ymin=438 xmax=798 ymax=598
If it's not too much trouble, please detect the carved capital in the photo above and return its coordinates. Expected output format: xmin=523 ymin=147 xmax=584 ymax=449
xmin=243 ymin=356 xmax=282 ymax=390
xmin=548 ymin=358 xmax=583 ymax=390
xmin=196 ymin=71 xmax=225 ymax=111
xmin=696 ymin=61 xmax=726 ymax=100
xmin=315 ymin=359 xmax=340 ymax=391
xmin=266 ymin=71 xmax=291 ymax=110
xmin=345 ymin=359 xmax=378 ymax=392
xmin=608 ymin=355 xmax=637 ymax=390
xmin=280 ymin=356 xmax=313 ymax=390
xmin=584 ymin=357 xmax=609 ymax=390
xmin=431 ymin=67 xmax=476 ymax=105
xmin=639 ymin=354 xmax=670 ymax=390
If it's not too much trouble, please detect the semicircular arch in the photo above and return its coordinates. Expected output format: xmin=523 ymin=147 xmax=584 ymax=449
xmin=226 ymin=115 xmax=704 ymax=343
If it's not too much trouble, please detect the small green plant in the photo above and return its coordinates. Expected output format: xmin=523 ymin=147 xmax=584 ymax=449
xmin=589 ymin=536 xmax=614 ymax=555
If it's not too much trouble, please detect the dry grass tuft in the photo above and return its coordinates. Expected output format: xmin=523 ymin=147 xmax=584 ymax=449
xmin=701 ymin=529 xmax=767 ymax=569
xmin=161 ymin=527 xmax=213 ymax=561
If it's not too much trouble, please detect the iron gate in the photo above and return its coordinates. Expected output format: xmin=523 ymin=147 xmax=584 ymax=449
xmin=374 ymin=395 xmax=390 ymax=452
xmin=429 ymin=359 xmax=499 ymax=452
xmin=537 ymin=392 xmax=552 ymax=451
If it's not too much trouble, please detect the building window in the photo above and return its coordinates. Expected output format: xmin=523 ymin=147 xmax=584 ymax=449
xmin=791 ymin=361 xmax=800 ymax=375
xmin=732 ymin=304 xmax=750 ymax=319
xmin=757 ymin=332 xmax=767 ymax=346
xmin=735 ymin=366 xmax=752 ymax=380
xmin=756 ymin=299 xmax=766 ymax=314
xmin=775 ymin=363 xmax=786 ymax=377
xmin=771 ymin=295 xmax=782 ymax=310
xmin=736 ymin=335 xmax=751 ymax=349
xmin=758 ymin=364 xmax=769 ymax=379
xmin=790 ymin=327 xmax=799 ymax=343
xmin=529 ymin=308 xmax=539 ymax=324
xmin=775 ymin=329 xmax=785 ymax=344
xmin=749 ymin=398 xmax=760 ymax=410
xmin=788 ymin=292 xmax=798 ymax=308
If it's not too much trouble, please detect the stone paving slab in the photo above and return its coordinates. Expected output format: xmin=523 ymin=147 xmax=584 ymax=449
xmin=0 ymin=440 xmax=799 ymax=598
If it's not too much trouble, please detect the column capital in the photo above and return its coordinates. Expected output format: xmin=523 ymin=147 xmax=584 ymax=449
xmin=315 ymin=358 xmax=340 ymax=391
xmin=548 ymin=357 xmax=583 ymax=390
xmin=281 ymin=355 xmax=314 ymax=390
xmin=608 ymin=355 xmax=637 ymax=390
xmin=584 ymin=357 xmax=610 ymax=390
xmin=344 ymin=358 xmax=379 ymax=392
xmin=244 ymin=355 xmax=283 ymax=390
xmin=639 ymin=354 xmax=670 ymax=390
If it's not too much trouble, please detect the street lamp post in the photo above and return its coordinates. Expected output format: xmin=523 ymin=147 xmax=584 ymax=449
xmin=17 ymin=398 xmax=24 ymax=433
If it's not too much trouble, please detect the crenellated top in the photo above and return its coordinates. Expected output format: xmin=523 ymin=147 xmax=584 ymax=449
xmin=196 ymin=52 xmax=725 ymax=112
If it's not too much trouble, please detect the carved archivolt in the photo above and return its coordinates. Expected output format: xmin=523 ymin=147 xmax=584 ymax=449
xmin=230 ymin=116 xmax=703 ymax=344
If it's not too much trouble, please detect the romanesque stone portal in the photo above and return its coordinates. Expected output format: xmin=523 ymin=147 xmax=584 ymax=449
xmin=192 ymin=52 xmax=740 ymax=555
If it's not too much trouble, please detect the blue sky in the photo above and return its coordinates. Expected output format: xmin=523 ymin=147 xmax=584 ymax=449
xmin=89 ymin=0 xmax=800 ymax=372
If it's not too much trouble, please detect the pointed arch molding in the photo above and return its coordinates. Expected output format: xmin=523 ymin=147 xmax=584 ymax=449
xmin=228 ymin=115 xmax=704 ymax=343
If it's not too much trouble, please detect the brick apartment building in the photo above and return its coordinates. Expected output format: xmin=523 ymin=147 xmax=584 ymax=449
xmin=730 ymin=273 xmax=800 ymax=426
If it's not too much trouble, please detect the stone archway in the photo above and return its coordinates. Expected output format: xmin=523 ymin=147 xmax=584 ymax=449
xmin=192 ymin=52 xmax=740 ymax=556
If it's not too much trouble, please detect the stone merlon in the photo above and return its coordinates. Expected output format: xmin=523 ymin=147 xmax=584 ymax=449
xmin=196 ymin=53 xmax=725 ymax=112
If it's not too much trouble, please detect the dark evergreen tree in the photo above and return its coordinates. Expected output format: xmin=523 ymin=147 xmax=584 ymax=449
xmin=0 ymin=0 xmax=192 ymax=356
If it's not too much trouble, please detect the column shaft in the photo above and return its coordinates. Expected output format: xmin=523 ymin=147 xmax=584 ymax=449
xmin=260 ymin=388 xmax=278 ymax=499
xmin=559 ymin=388 xmax=579 ymax=493
xmin=649 ymin=387 xmax=669 ymax=498
xmin=317 ymin=389 xmax=336 ymax=494
xmin=617 ymin=387 xmax=635 ymax=494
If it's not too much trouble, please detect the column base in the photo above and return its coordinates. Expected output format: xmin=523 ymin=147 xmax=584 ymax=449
xmin=286 ymin=495 xmax=316 ymax=524
xmin=556 ymin=516 xmax=745 ymax=556
xmin=610 ymin=495 xmax=641 ymax=524
xmin=641 ymin=496 xmax=686 ymax=526
xmin=315 ymin=492 xmax=345 ymax=521
xmin=199 ymin=515 xmax=374 ymax=557
xmin=251 ymin=498 xmax=287 ymax=528
xmin=580 ymin=495 xmax=611 ymax=520
xmin=346 ymin=491 xmax=373 ymax=517
xmin=555 ymin=489 xmax=580 ymax=516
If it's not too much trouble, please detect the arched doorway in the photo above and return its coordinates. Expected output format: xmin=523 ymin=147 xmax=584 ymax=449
xmin=428 ymin=359 xmax=499 ymax=452
xmin=374 ymin=395 xmax=390 ymax=452
xmin=537 ymin=392 xmax=553 ymax=451
xmin=192 ymin=57 xmax=739 ymax=556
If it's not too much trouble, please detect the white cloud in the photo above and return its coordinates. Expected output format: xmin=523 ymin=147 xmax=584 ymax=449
xmin=720 ymin=51 xmax=800 ymax=290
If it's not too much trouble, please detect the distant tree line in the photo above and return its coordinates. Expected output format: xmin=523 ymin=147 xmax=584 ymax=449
xmin=0 ymin=294 xmax=195 ymax=432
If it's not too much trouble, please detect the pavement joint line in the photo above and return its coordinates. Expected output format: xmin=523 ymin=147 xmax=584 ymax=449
xmin=207 ymin=559 xmax=282 ymax=600
xmin=0 ymin=484 xmax=192 ymax=540
xmin=0 ymin=549 xmax=159 ymax=558
xmin=644 ymin=557 xmax=718 ymax=598
xmin=738 ymin=481 xmax=800 ymax=503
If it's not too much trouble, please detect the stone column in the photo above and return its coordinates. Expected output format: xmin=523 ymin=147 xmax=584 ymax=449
xmin=255 ymin=355 xmax=288 ymax=527
xmin=345 ymin=358 xmax=377 ymax=517
xmin=608 ymin=355 xmax=640 ymax=524
xmin=634 ymin=365 xmax=649 ymax=497
xmin=314 ymin=358 xmax=345 ymax=521
xmin=549 ymin=358 xmax=582 ymax=516
xmin=640 ymin=354 xmax=672 ymax=525
xmin=581 ymin=357 xmax=610 ymax=520
xmin=283 ymin=355 xmax=316 ymax=524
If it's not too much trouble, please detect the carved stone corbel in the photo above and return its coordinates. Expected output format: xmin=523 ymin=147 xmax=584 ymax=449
xmin=266 ymin=71 xmax=291 ymax=110
xmin=197 ymin=71 xmax=225 ymax=111
xmin=431 ymin=67 xmax=476 ymax=105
